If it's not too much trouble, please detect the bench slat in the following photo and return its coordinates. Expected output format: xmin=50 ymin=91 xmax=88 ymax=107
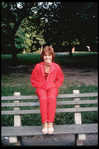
xmin=1 ymin=93 xmax=98 ymax=100
xmin=1 ymin=102 xmax=40 ymax=107
xmin=57 ymin=93 xmax=98 ymax=98
xmin=1 ymin=95 xmax=38 ymax=100
xmin=1 ymin=123 xmax=98 ymax=137
xmin=57 ymin=100 xmax=98 ymax=105
xmin=1 ymin=107 xmax=97 ymax=115
xmin=56 ymin=107 xmax=98 ymax=113
xmin=1 ymin=100 xmax=98 ymax=107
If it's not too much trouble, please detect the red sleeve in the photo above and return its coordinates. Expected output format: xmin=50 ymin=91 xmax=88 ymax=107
xmin=30 ymin=64 xmax=41 ymax=88
xmin=54 ymin=66 xmax=64 ymax=88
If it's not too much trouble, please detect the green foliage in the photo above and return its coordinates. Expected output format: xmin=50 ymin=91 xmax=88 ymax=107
xmin=1 ymin=2 xmax=98 ymax=55
xmin=15 ymin=27 xmax=28 ymax=50
xmin=15 ymin=17 xmax=45 ymax=53
xmin=1 ymin=2 xmax=38 ymax=54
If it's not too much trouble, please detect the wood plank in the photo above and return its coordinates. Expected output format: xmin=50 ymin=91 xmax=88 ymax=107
xmin=73 ymin=90 xmax=86 ymax=142
xmin=74 ymin=90 xmax=82 ymax=124
xmin=1 ymin=102 xmax=40 ymax=107
xmin=1 ymin=95 xmax=38 ymax=100
xmin=2 ymin=109 xmax=40 ymax=115
xmin=1 ymin=93 xmax=98 ymax=100
xmin=9 ymin=92 xmax=21 ymax=144
xmin=1 ymin=100 xmax=98 ymax=107
xmin=13 ymin=93 xmax=22 ymax=126
xmin=1 ymin=107 xmax=98 ymax=115
xmin=57 ymin=93 xmax=98 ymax=99
xmin=57 ymin=100 xmax=98 ymax=105
xmin=9 ymin=92 xmax=21 ymax=145
xmin=1 ymin=123 xmax=98 ymax=137
xmin=56 ymin=107 xmax=98 ymax=113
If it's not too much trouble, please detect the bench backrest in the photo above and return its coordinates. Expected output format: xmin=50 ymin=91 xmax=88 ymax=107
xmin=1 ymin=92 xmax=98 ymax=115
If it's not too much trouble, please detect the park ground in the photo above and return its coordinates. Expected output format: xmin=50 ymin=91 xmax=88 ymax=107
xmin=1 ymin=52 xmax=98 ymax=146
xmin=1 ymin=52 xmax=98 ymax=90
xmin=1 ymin=64 xmax=98 ymax=88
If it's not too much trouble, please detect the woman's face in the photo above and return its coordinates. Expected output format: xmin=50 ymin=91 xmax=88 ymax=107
xmin=43 ymin=52 xmax=52 ymax=64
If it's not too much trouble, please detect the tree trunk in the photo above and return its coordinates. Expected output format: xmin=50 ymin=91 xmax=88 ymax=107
xmin=68 ymin=39 xmax=72 ymax=57
xmin=9 ymin=4 xmax=34 ymax=64
xmin=11 ymin=39 xmax=18 ymax=66
xmin=69 ymin=48 xmax=72 ymax=57
xmin=10 ymin=19 xmax=23 ymax=65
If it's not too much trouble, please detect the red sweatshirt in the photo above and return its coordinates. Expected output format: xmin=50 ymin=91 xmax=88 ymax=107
xmin=30 ymin=62 xmax=64 ymax=90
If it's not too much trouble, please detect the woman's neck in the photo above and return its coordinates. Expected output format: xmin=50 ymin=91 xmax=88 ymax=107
xmin=44 ymin=61 xmax=52 ymax=67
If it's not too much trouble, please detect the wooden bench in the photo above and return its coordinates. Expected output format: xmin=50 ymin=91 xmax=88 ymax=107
xmin=1 ymin=90 xmax=98 ymax=146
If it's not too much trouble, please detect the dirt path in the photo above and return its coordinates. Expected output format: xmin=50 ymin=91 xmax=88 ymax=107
xmin=2 ymin=134 xmax=98 ymax=146
xmin=62 ymin=67 xmax=98 ymax=86
xmin=1 ymin=65 xmax=98 ymax=87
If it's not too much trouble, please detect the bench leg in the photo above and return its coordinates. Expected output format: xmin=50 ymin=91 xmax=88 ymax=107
xmin=14 ymin=137 xmax=23 ymax=146
xmin=14 ymin=137 xmax=20 ymax=146
xmin=73 ymin=90 xmax=86 ymax=146
xmin=75 ymin=134 xmax=83 ymax=146
xmin=9 ymin=92 xmax=22 ymax=146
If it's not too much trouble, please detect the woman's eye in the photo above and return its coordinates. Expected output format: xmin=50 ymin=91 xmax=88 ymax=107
xmin=44 ymin=54 xmax=51 ymax=56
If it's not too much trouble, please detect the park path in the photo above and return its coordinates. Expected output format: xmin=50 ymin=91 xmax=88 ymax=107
xmin=1 ymin=65 xmax=98 ymax=87
xmin=2 ymin=134 xmax=98 ymax=146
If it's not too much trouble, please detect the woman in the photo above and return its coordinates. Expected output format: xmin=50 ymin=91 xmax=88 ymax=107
xmin=30 ymin=46 xmax=64 ymax=134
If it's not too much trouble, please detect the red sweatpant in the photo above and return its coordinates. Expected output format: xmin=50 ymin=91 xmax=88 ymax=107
xmin=36 ymin=88 xmax=59 ymax=124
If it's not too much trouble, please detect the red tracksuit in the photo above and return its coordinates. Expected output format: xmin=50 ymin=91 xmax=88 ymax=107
xmin=30 ymin=62 xmax=64 ymax=123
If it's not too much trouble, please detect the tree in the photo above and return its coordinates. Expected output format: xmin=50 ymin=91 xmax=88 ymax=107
xmin=1 ymin=2 xmax=98 ymax=63
xmin=1 ymin=2 xmax=35 ymax=64
xmin=40 ymin=2 xmax=98 ymax=55
xmin=15 ymin=17 xmax=45 ymax=53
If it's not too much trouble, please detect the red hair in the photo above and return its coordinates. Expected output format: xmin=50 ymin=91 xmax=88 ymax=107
xmin=41 ymin=46 xmax=55 ymax=62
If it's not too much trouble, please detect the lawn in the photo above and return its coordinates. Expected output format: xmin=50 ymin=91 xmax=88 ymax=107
xmin=1 ymin=51 xmax=98 ymax=67
xmin=1 ymin=52 xmax=98 ymax=126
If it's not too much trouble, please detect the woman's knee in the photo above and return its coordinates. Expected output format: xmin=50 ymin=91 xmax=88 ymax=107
xmin=36 ymin=88 xmax=47 ymax=99
xmin=48 ymin=88 xmax=59 ymax=99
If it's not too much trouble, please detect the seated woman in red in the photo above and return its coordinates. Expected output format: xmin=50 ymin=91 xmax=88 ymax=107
xmin=30 ymin=46 xmax=64 ymax=134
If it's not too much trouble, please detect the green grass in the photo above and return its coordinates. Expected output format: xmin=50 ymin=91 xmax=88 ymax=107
xmin=1 ymin=52 xmax=98 ymax=126
xmin=1 ymin=53 xmax=41 ymax=66
xmin=55 ymin=52 xmax=98 ymax=68
xmin=1 ymin=52 xmax=98 ymax=67
xmin=1 ymin=85 xmax=36 ymax=96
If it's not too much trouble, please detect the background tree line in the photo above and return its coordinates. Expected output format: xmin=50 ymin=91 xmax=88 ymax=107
xmin=1 ymin=2 xmax=98 ymax=64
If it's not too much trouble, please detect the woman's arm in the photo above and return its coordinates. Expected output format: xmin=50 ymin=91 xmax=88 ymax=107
xmin=54 ymin=66 xmax=64 ymax=88
xmin=30 ymin=64 xmax=41 ymax=88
